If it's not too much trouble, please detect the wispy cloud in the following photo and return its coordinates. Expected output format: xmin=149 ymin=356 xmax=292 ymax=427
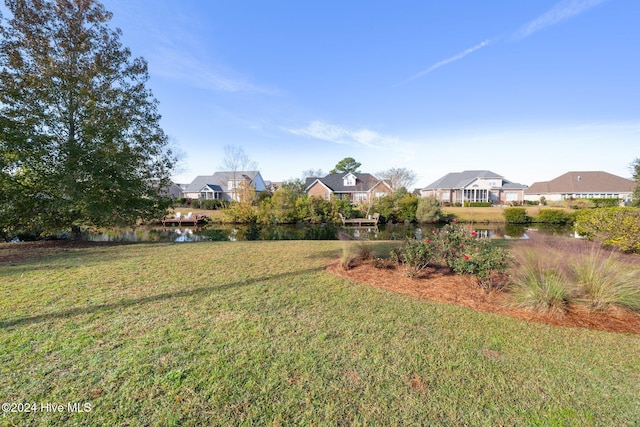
xmin=513 ymin=0 xmax=608 ymax=40
xmin=399 ymin=0 xmax=607 ymax=85
xmin=110 ymin=2 xmax=278 ymax=95
xmin=397 ymin=40 xmax=492 ymax=86
xmin=288 ymin=121 xmax=400 ymax=149
xmin=150 ymin=46 xmax=278 ymax=95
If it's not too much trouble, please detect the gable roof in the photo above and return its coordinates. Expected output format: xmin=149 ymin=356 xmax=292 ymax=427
xmin=199 ymin=184 xmax=223 ymax=193
xmin=423 ymin=170 xmax=525 ymax=190
xmin=306 ymin=173 xmax=388 ymax=193
xmin=185 ymin=171 xmax=262 ymax=193
xmin=525 ymin=171 xmax=635 ymax=195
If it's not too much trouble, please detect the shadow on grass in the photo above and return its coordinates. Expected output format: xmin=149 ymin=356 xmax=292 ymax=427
xmin=0 ymin=265 xmax=325 ymax=330
xmin=0 ymin=241 xmax=159 ymax=267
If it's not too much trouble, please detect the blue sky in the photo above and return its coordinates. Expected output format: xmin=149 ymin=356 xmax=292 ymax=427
xmin=103 ymin=0 xmax=639 ymax=188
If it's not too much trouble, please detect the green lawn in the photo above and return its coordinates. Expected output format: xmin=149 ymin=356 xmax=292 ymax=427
xmin=1 ymin=241 xmax=639 ymax=425
xmin=443 ymin=206 xmax=575 ymax=223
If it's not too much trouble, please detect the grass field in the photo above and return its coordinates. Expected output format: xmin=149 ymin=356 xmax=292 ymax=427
xmin=442 ymin=206 xmax=572 ymax=223
xmin=1 ymin=240 xmax=639 ymax=425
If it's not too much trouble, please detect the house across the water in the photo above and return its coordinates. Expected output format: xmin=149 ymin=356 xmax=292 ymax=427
xmin=183 ymin=171 xmax=267 ymax=202
xmin=420 ymin=170 xmax=527 ymax=205
xmin=524 ymin=171 xmax=635 ymax=204
xmin=305 ymin=172 xmax=393 ymax=204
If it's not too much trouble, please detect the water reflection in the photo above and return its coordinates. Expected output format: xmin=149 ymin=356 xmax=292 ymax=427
xmin=82 ymin=222 xmax=573 ymax=243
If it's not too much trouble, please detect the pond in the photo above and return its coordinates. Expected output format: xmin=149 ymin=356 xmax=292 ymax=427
xmin=82 ymin=223 xmax=575 ymax=243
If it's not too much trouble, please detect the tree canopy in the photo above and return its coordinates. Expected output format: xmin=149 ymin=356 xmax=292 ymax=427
xmin=220 ymin=145 xmax=257 ymax=174
xmin=330 ymin=157 xmax=361 ymax=174
xmin=376 ymin=167 xmax=417 ymax=191
xmin=0 ymin=0 xmax=175 ymax=238
xmin=301 ymin=168 xmax=324 ymax=179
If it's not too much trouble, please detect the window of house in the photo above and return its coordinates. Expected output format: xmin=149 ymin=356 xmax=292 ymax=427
xmin=343 ymin=174 xmax=356 ymax=186
xmin=506 ymin=192 xmax=518 ymax=201
xmin=354 ymin=192 xmax=367 ymax=202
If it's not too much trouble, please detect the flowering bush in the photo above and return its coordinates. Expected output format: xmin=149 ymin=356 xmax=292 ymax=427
xmin=392 ymin=224 xmax=512 ymax=289
xmin=391 ymin=237 xmax=439 ymax=277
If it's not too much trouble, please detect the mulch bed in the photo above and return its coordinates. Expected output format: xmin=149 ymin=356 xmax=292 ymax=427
xmin=326 ymin=259 xmax=640 ymax=335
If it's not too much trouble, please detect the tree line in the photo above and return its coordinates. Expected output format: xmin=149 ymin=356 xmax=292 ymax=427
xmin=1 ymin=0 xmax=638 ymax=241
xmin=191 ymin=179 xmax=443 ymax=225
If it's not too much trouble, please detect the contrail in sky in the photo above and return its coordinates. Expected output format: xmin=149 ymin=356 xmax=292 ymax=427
xmin=397 ymin=0 xmax=608 ymax=85
xmin=514 ymin=0 xmax=608 ymax=40
xmin=398 ymin=40 xmax=491 ymax=85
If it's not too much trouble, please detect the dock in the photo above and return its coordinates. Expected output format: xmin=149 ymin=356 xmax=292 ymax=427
xmin=161 ymin=213 xmax=207 ymax=226
xmin=339 ymin=213 xmax=380 ymax=226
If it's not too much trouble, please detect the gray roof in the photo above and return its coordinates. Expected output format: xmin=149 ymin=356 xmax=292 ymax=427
xmin=306 ymin=173 xmax=387 ymax=193
xmin=185 ymin=171 xmax=261 ymax=193
xmin=525 ymin=171 xmax=634 ymax=195
xmin=423 ymin=170 xmax=525 ymax=190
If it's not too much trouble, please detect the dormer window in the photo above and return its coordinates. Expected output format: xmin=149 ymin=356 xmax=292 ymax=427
xmin=343 ymin=173 xmax=357 ymax=187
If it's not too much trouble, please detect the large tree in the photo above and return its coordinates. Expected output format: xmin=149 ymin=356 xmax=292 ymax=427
xmin=220 ymin=145 xmax=257 ymax=174
xmin=330 ymin=157 xmax=361 ymax=174
xmin=0 ymin=0 xmax=175 ymax=237
xmin=219 ymin=145 xmax=258 ymax=201
xmin=376 ymin=167 xmax=417 ymax=191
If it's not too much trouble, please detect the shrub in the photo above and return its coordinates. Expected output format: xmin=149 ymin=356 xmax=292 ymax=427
xmin=445 ymin=234 xmax=512 ymax=289
xmin=416 ymin=197 xmax=442 ymax=223
xmin=395 ymin=193 xmax=419 ymax=222
xmin=436 ymin=223 xmax=471 ymax=264
xmin=575 ymin=207 xmax=640 ymax=253
xmin=568 ymin=199 xmax=591 ymax=209
xmin=391 ymin=238 xmax=439 ymax=277
xmin=266 ymin=187 xmax=299 ymax=224
xmin=200 ymin=199 xmax=226 ymax=210
xmin=534 ymin=209 xmax=575 ymax=224
xmin=589 ymin=198 xmax=621 ymax=208
xmin=392 ymin=223 xmax=512 ymax=286
xmin=503 ymin=207 xmax=529 ymax=223
xmin=297 ymin=196 xmax=333 ymax=223
xmin=463 ymin=243 xmax=512 ymax=289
